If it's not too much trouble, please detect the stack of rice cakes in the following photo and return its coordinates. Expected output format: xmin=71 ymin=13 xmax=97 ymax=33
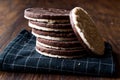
xmin=24 ymin=8 xmax=87 ymax=58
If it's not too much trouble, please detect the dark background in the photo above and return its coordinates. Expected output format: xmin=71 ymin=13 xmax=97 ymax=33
xmin=0 ymin=0 xmax=120 ymax=80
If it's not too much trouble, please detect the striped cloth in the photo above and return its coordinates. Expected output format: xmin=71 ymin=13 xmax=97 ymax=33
xmin=0 ymin=30 xmax=115 ymax=77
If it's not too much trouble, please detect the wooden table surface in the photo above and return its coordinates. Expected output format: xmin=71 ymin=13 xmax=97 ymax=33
xmin=0 ymin=0 xmax=120 ymax=80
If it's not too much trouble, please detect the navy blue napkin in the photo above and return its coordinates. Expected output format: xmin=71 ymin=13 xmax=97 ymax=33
xmin=0 ymin=30 xmax=115 ymax=76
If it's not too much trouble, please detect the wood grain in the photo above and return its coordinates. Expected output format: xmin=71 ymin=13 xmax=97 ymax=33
xmin=0 ymin=0 xmax=120 ymax=80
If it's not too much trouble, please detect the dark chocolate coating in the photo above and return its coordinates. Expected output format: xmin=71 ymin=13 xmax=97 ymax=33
xmin=36 ymin=46 xmax=88 ymax=57
xmin=32 ymin=28 xmax=77 ymax=38
xmin=24 ymin=8 xmax=69 ymax=20
xmin=29 ymin=20 xmax=72 ymax=29
xmin=37 ymin=37 xmax=82 ymax=48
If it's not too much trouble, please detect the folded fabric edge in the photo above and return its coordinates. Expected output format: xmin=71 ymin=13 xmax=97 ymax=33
xmin=0 ymin=29 xmax=29 ymax=70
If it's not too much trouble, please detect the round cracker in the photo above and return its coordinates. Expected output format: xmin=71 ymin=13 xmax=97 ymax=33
xmin=69 ymin=7 xmax=105 ymax=55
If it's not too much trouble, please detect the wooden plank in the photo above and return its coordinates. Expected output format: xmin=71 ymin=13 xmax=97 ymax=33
xmin=0 ymin=0 xmax=120 ymax=79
